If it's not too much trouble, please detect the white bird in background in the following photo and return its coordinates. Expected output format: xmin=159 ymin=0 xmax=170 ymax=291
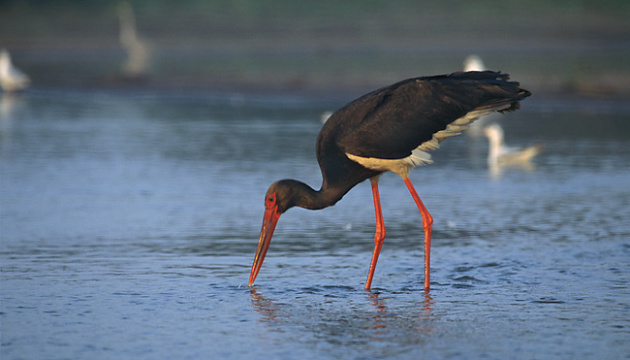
xmin=0 ymin=49 xmax=30 ymax=92
xmin=462 ymin=55 xmax=496 ymax=136
xmin=484 ymin=123 xmax=543 ymax=168
xmin=463 ymin=55 xmax=486 ymax=72
xmin=117 ymin=2 xmax=151 ymax=78
xmin=320 ymin=110 xmax=333 ymax=124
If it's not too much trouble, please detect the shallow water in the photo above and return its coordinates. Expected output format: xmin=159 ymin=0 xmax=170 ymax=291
xmin=1 ymin=90 xmax=629 ymax=359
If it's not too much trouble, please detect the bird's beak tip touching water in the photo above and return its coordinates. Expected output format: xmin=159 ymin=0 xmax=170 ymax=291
xmin=248 ymin=206 xmax=280 ymax=287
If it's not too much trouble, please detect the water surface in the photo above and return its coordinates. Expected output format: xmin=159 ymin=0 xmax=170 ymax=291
xmin=1 ymin=90 xmax=629 ymax=359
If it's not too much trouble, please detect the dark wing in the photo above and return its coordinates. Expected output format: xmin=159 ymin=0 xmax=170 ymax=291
xmin=329 ymin=71 xmax=530 ymax=160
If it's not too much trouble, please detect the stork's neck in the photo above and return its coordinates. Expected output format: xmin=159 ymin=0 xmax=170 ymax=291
xmin=275 ymin=179 xmax=348 ymax=212
xmin=305 ymin=183 xmax=347 ymax=210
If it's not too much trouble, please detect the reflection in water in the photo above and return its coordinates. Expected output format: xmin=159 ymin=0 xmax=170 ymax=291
xmin=249 ymin=288 xmax=282 ymax=326
xmin=367 ymin=291 xmax=435 ymax=336
xmin=249 ymin=287 xmax=436 ymax=351
xmin=0 ymin=92 xmax=27 ymax=148
xmin=419 ymin=292 xmax=435 ymax=334
xmin=367 ymin=291 xmax=388 ymax=330
xmin=2 ymin=92 xmax=629 ymax=360
xmin=0 ymin=92 xmax=25 ymax=122
xmin=1 ymin=93 xmax=16 ymax=119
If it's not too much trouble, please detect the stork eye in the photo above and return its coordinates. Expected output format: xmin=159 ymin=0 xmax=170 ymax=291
xmin=267 ymin=194 xmax=276 ymax=206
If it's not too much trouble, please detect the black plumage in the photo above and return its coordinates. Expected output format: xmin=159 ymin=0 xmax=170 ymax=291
xmin=249 ymin=71 xmax=531 ymax=290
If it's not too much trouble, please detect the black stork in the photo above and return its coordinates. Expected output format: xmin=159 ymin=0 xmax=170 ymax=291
xmin=248 ymin=71 xmax=531 ymax=291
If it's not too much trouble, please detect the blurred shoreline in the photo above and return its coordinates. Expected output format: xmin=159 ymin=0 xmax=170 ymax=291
xmin=1 ymin=1 xmax=629 ymax=102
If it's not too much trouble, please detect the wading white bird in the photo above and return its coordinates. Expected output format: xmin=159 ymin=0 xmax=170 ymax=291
xmin=484 ymin=123 xmax=543 ymax=166
xmin=0 ymin=49 xmax=30 ymax=92
xmin=462 ymin=55 xmax=497 ymax=136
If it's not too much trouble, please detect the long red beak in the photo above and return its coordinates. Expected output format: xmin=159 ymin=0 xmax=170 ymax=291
xmin=248 ymin=206 xmax=280 ymax=287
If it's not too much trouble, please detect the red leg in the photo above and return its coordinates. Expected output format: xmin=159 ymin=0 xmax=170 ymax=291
xmin=366 ymin=176 xmax=386 ymax=290
xmin=403 ymin=177 xmax=433 ymax=292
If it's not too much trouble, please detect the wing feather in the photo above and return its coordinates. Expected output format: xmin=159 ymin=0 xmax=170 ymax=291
xmin=326 ymin=71 xmax=529 ymax=160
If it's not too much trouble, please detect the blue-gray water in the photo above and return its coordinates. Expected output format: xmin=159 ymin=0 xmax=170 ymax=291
xmin=1 ymin=90 xmax=629 ymax=359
